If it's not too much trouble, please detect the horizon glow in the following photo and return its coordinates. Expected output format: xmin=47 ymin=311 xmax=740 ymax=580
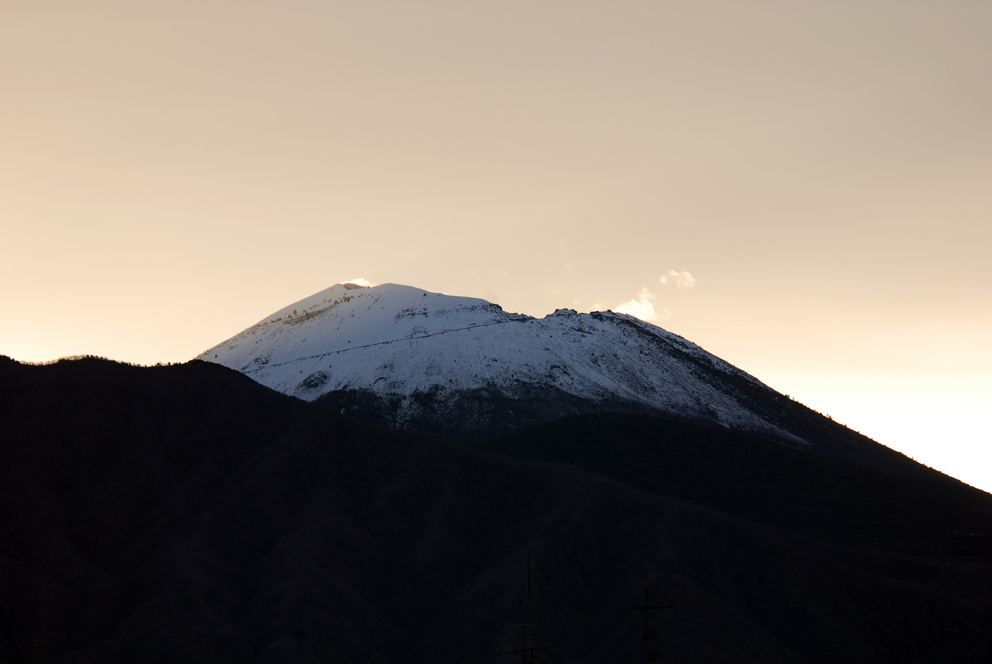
xmin=2 ymin=1 xmax=990 ymax=491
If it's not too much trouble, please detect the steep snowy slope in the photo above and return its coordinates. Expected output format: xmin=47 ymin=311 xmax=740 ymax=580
xmin=199 ymin=283 xmax=804 ymax=444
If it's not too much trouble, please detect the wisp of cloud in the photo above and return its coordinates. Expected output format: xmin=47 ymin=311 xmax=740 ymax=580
xmin=660 ymin=270 xmax=696 ymax=289
xmin=616 ymin=287 xmax=670 ymax=322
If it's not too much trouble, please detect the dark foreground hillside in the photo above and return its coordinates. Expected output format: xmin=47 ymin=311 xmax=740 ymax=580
xmin=1 ymin=357 xmax=991 ymax=663
xmin=483 ymin=413 xmax=992 ymax=557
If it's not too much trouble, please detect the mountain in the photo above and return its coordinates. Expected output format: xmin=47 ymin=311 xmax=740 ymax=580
xmin=2 ymin=356 xmax=991 ymax=663
xmin=197 ymin=283 xmax=917 ymax=476
xmin=198 ymin=282 xmax=788 ymax=438
xmin=6 ymin=284 xmax=989 ymax=662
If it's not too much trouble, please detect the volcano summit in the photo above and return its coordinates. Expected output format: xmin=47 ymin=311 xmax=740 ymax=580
xmin=199 ymin=283 xmax=914 ymax=477
xmin=199 ymin=283 xmax=800 ymax=441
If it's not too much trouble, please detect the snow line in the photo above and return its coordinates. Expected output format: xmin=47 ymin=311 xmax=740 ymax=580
xmin=243 ymin=318 xmax=524 ymax=374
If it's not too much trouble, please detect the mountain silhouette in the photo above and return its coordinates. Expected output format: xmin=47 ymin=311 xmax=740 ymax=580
xmin=2 ymin=355 xmax=991 ymax=663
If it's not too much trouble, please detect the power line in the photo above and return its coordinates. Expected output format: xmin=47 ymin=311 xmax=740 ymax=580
xmin=620 ymin=570 xmax=677 ymax=664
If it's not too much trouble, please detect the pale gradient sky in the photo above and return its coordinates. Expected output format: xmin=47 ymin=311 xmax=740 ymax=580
xmin=2 ymin=1 xmax=990 ymax=490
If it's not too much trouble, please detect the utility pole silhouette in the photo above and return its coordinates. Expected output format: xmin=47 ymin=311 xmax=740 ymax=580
xmin=621 ymin=570 xmax=677 ymax=664
xmin=504 ymin=550 xmax=555 ymax=664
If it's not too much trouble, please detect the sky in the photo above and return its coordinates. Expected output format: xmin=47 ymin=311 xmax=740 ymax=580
xmin=2 ymin=1 xmax=990 ymax=490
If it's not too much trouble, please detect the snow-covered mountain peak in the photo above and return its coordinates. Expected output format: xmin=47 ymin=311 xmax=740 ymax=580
xmin=198 ymin=283 xmax=804 ymax=444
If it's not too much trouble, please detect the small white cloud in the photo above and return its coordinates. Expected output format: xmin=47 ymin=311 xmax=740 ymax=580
xmin=615 ymin=287 xmax=670 ymax=322
xmin=659 ymin=270 xmax=696 ymax=289
xmin=346 ymin=277 xmax=374 ymax=287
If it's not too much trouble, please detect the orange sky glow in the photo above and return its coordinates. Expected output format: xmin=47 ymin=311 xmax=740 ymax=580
xmin=2 ymin=1 xmax=990 ymax=490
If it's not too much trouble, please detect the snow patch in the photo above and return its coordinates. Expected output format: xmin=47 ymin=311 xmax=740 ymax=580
xmin=199 ymin=282 xmax=804 ymax=444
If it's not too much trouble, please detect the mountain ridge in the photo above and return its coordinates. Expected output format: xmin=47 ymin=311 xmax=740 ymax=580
xmin=198 ymin=283 xmax=798 ymax=438
xmin=198 ymin=283 xmax=921 ymax=478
